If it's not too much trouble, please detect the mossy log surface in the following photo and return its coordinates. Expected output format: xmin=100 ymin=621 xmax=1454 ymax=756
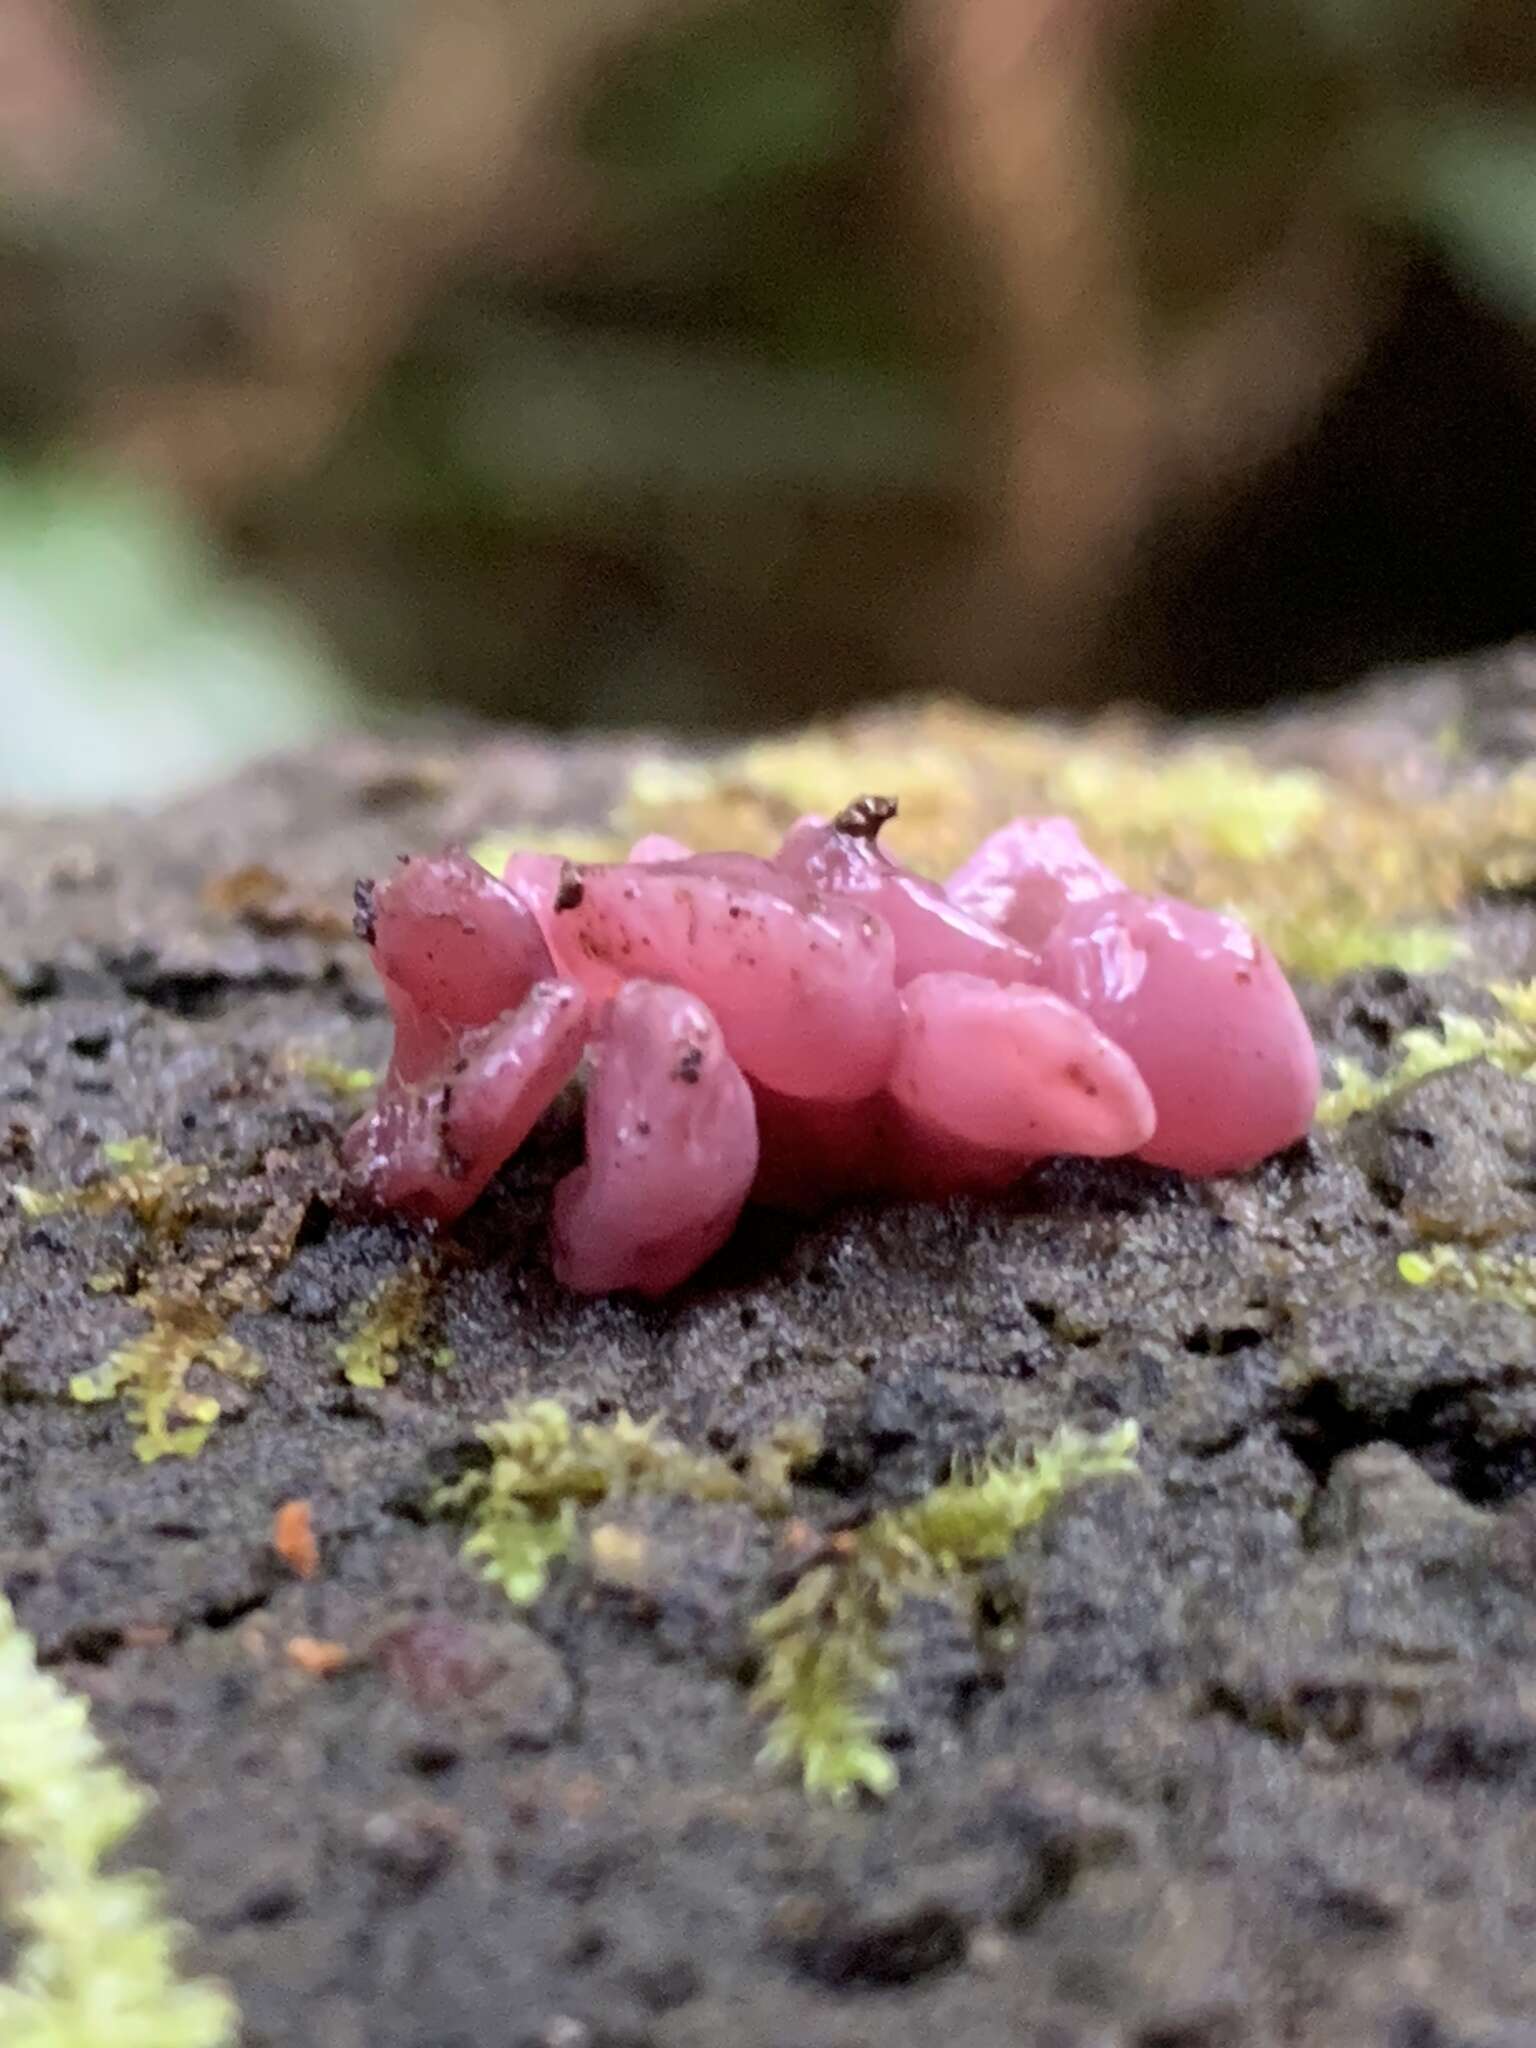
xmin=6 ymin=646 xmax=1536 ymax=2047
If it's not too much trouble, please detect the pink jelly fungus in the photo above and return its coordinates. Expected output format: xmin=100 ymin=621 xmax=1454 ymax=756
xmin=945 ymin=816 xmax=1122 ymax=948
xmin=628 ymin=833 xmax=693 ymax=863
xmin=346 ymin=795 xmax=1321 ymax=1293
xmin=889 ymin=973 xmax=1156 ymax=1159
xmin=358 ymin=850 xmax=555 ymax=1085
xmin=547 ymin=854 xmax=899 ymax=1101
xmin=343 ymin=978 xmax=588 ymax=1221
xmin=369 ymin=850 xmax=553 ymax=1027
xmin=552 ymin=981 xmax=758 ymax=1297
xmin=1041 ymin=893 xmax=1321 ymax=1175
xmin=775 ymin=800 xmax=1042 ymax=986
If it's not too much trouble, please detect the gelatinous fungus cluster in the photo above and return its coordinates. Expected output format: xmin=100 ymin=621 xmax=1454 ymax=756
xmin=345 ymin=798 xmax=1321 ymax=1295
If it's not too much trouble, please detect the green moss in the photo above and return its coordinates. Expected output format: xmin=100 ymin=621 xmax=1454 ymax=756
xmin=13 ymin=1139 xmax=206 ymax=1226
xmin=0 ymin=1595 xmax=237 ymax=2047
xmin=1052 ymin=749 xmax=1326 ymax=864
xmin=15 ymin=1145 xmax=305 ymax=1462
xmin=101 ymin=1138 xmax=159 ymax=1169
xmin=438 ymin=1399 xmax=817 ymax=1605
xmin=70 ymin=1297 xmax=258 ymax=1463
xmin=751 ymin=1420 xmax=1139 ymax=1801
xmin=750 ymin=1545 xmax=902 ymax=1802
xmin=87 ymin=1208 xmax=305 ymax=1462
xmin=1490 ymin=979 xmax=1536 ymax=1027
xmin=1261 ymin=915 xmax=1464 ymax=985
xmin=888 ymin=1420 xmax=1142 ymax=1565
xmin=483 ymin=710 xmax=1535 ymax=987
xmin=445 ymin=1403 xmax=1133 ymax=1800
xmin=617 ymin=704 xmax=1536 ymax=986
xmin=1399 ymin=1243 xmax=1536 ymax=1313
xmin=286 ymin=1052 xmax=377 ymax=1098
xmin=619 ymin=723 xmax=1330 ymax=879
xmin=14 ymin=1143 xmax=261 ymax=1459
xmin=1318 ymin=981 xmax=1536 ymax=1128
xmin=468 ymin=827 xmax=622 ymax=875
xmin=336 ymin=1261 xmax=441 ymax=1389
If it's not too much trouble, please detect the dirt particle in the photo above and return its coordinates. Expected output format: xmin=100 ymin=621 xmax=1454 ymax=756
xmin=833 ymin=793 xmax=899 ymax=840
xmin=285 ymin=1636 xmax=349 ymax=1678
xmin=673 ymin=1045 xmax=704 ymax=1083
xmin=376 ymin=1616 xmax=502 ymax=1707
xmin=352 ymin=878 xmax=378 ymax=944
xmin=360 ymin=1803 xmax=461 ymax=1889
xmin=272 ymin=1499 xmax=320 ymax=1580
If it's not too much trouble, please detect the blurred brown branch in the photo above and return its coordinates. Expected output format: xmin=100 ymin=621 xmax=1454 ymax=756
xmin=910 ymin=0 xmax=1402 ymax=698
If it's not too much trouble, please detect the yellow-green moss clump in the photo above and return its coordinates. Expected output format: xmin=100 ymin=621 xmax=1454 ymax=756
xmin=752 ymin=1420 xmax=1139 ymax=1801
xmin=335 ymin=1260 xmax=451 ymax=1389
xmin=1318 ymin=981 xmax=1536 ymax=1128
xmin=12 ymin=1143 xmax=305 ymax=1462
xmin=438 ymin=1399 xmax=816 ymax=1604
xmin=1267 ymin=918 xmax=1463 ymax=986
xmin=472 ymin=695 xmax=1536 ymax=979
xmin=284 ymin=1051 xmax=377 ymax=1099
xmin=0 ymin=1596 xmax=237 ymax=2048
xmin=1399 ymin=1244 xmax=1536 ymax=1314
xmin=13 ymin=1138 xmax=206 ymax=1227
xmin=1491 ymin=979 xmax=1536 ymax=1028
xmin=468 ymin=827 xmax=624 ymax=875
xmin=443 ymin=1402 xmax=1136 ymax=1802
xmin=69 ymin=1276 xmax=259 ymax=1464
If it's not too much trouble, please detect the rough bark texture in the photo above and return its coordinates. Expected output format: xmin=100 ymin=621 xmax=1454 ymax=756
xmin=5 ymin=651 xmax=1536 ymax=2048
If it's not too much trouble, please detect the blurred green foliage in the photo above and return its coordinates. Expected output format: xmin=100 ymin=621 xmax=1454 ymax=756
xmin=0 ymin=468 xmax=353 ymax=805
xmin=1390 ymin=109 xmax=1536 ymax=320
xmin=585 ymin=3 xmax=868 ymax=211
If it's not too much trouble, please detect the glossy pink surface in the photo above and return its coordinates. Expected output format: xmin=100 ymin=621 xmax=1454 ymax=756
xmin=1041 ymin=893 xmax=1321 ymax=1174
xmin=347 ymin=804 xmax=1320 ymax=1293
xmin=628 ymin=833 xmax=693 ymax=863
xmin=945 ymin=816 xmax=1121 ymax=948
xmin=369 ymin=850 xmax=555 ymax=1083
xmin=549 ymin=855 xmax=899 ymax=1101
xmin=890 ymin=972 xmax=1156 ymax=1158
xmin=774 ymin=812 xmax=1042 ymax=986
xmin=552 ymin=981 xmax=757 ymax=1297
xmin=343 ymin=978 xmax=588 ymax=1222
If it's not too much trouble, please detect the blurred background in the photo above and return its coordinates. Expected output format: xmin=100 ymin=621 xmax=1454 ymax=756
xmin=3 ymin=0 xmax=1536 ymax=803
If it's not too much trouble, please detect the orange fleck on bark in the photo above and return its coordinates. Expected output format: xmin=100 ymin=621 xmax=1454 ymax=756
xmin=273 ymin=1499 xmax=320 ymax=1579
xmin=285 ymin=1636 xmax=348 ymax=1678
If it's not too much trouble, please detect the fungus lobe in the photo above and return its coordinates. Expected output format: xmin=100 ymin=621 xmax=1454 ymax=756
xmin=551 ymin=980 xmax=758 ymax=1297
